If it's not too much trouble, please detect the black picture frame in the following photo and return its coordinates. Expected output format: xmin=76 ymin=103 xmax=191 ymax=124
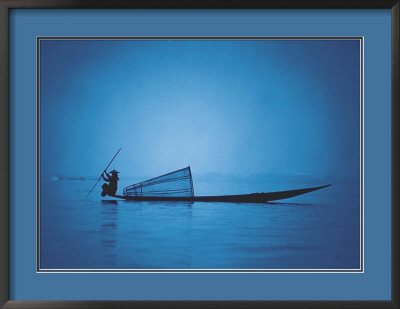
xmin=0 ymin=1 xmax=398 ymax=308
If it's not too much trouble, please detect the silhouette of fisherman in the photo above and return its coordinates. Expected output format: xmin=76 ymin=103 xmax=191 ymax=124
xmin=101 ymin=169 xmax=119 ymax=197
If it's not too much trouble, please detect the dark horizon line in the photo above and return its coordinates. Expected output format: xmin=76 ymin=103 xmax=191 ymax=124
xmin=41 ymin=172 xmax=360 ymax=182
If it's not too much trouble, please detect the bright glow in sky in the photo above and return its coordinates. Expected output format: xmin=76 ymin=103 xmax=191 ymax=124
xmin=40 ymin=39 xmax=360 ymax=179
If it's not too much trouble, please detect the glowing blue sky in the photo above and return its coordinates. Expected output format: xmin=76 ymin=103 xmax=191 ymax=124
xmin=40 ymin=39 xmax=360 ymax=179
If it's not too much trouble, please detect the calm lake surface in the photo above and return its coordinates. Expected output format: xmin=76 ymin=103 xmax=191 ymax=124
xmin=40 ymin=177 xmax=360 ymax=270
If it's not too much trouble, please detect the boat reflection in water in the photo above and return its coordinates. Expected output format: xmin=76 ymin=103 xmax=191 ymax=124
xmin=100 ymin=201 xmax=119 ymax=267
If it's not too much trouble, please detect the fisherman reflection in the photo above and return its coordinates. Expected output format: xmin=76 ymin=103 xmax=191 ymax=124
xmin=101 ymin=169 xmax=119 ymax=197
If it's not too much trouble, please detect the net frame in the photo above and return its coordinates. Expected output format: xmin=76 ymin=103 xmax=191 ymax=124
xmin=123 ymin=166 xmax=194 ymax=197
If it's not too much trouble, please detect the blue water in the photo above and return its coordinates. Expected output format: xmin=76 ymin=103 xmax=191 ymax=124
xmin=40 ymin=177 xmax=360 ymax=270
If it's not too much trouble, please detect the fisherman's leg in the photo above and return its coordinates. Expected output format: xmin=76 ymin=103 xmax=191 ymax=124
xmin=101 ymin=183 xmax=109 ymax=197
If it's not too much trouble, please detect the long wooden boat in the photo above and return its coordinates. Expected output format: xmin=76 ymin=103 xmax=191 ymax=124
xmin=111 ymin=184 xmax=331 ymax=203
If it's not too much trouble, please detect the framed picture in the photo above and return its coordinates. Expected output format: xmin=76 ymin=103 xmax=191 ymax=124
xmin=1 ymin=1 xmax=398 ymax=308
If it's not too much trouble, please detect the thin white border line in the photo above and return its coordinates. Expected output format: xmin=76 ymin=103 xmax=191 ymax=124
xmin=36 ymin=36 xmax=363 ymax=40
xmin=360 ymin=38 xmax=363 ymax=271
xmin=362 ymin=37 xmax=365 ymax=272
xmin=38 ymin=270 xmax=362 ymax=273
xmin=36 ymin=36 xmax=364 ymax=274
xmin=360 ymin=41 xmax=364 ymax=266
xmin=36 ymin=38 xmax=40 ymax=272
xmin=42 ymin=268 xmax=361 ymax=271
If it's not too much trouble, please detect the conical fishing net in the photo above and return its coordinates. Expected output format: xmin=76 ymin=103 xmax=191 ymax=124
xmin=123 ymin=166 xmax=194 ymax=197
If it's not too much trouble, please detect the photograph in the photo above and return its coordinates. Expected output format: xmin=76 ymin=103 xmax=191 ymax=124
xmin=38 ymin=38 xmax=362 ymax=271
